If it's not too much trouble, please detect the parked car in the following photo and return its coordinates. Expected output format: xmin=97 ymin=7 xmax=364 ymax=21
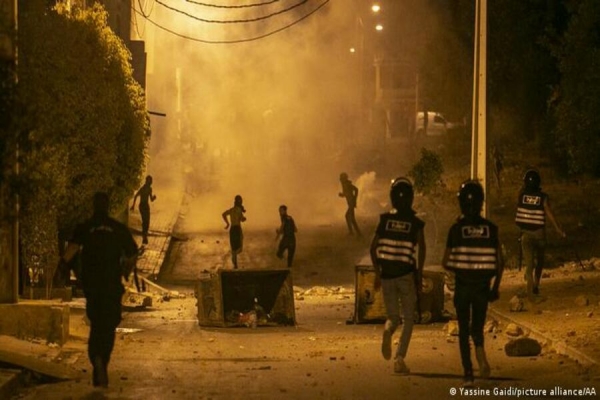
xmin=415 ymin=111 xmax=448 ymax=137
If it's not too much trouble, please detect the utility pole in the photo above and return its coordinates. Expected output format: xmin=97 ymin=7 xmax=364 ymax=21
xmin=0 ymin=0 xmax=19 ymax=303
xmin=471 ymin=0 xmax=488 ymax=217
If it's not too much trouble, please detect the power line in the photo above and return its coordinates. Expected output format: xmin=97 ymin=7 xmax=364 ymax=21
xmin=155 ymin=0 xmax=309 ymax=24
xmin=132 ymin=0 xmax=330 ymax=44
xmin=137 ymin=0 xmax=155 ymax=18
xmin=185 ymin=0 xmax=281 ymax=9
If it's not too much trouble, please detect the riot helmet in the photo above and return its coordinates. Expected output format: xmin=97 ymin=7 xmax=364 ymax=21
xmin=390 ymin=177 xmax=414 ymax=211
xmin=458 ymin=180 xmax=484 ymax=217
xmin=523 ymin=169 xmax=541 ymax=190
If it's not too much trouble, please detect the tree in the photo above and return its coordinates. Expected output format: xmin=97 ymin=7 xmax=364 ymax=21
xmin=550 ymin=0 xmax=600 ymax=175
xmin=409 ymin=148 xmax=446 ymax=247
xmin=11 ymin=1 xmax=150 ymax=291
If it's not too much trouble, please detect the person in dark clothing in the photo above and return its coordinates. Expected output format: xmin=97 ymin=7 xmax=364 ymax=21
xmin=275 ymin=205 xmax=297 ymax=267
xmin=131 ymin=175 xmax=157 ymax=245
xmin=443 ymin=180 xmax=503 ymax=387
xmin=338 ymin=172 xmax=361 ymax=236
xmin=222 ymin=195 xmax=246 ymax=269
xmin=515 ymin=169 xmax=565 ymax=300
xmin=60 ymin=192 xmax=138 ymax=388
xmin=370 ymin=177 xmax=426 ymax=375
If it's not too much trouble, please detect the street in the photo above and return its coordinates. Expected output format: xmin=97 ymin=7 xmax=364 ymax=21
xmin=12 ymin=224 xmax=597 ymax=400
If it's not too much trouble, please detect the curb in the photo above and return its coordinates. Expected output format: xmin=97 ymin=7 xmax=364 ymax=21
xmin=488 ymin=307 xmax=599 ymax=368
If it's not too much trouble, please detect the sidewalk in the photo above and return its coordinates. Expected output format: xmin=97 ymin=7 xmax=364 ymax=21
xmin=489 ymin=262 xmax=600 ymax=370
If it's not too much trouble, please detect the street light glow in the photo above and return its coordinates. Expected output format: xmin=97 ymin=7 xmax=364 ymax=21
xmin=375 ymin=24 xmax=383 ymax=31
xmin=372 ymin=4 xmax=381 ymax=13
xmin=349 ymin=47 xmax=356 ymax=53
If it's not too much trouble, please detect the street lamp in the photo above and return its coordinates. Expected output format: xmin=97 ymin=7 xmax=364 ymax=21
xmin=371 ymin=4 xmax=381 ymax=13
xmin=375 ymin=24 xmax=383 ymax=31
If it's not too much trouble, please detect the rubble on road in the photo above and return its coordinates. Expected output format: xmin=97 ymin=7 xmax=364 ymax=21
xmin=444 ymin=321 xmax=459 ymax=336
xmin=505 ymin=337 xmax=542 ymax=357
xmin=295 ymin=286 xmax=354 ymax=297
xmin=505 ymin=323 xmax=524 ymax=337
xmin=509 ymin=295 xmax=525 ymax=312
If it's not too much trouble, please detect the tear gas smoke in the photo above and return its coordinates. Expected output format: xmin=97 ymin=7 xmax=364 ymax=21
xmin=136 ymin=0 xmax=370 ymax=231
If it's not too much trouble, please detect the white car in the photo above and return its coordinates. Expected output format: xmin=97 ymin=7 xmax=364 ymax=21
xmin=416 ymin=111 xmax=448 ymax=136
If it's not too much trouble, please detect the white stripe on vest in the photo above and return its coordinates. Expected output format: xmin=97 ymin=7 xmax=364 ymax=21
xmin=376 ymin=238 xmax=415 ymax=265
xmin=448 ymin=246 xmax=497 ymax=271
xmin=516 ymin=207 xmax=545 ymax=226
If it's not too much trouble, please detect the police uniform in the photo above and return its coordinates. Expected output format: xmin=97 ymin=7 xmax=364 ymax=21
xmin=374 ymin=209 xmax=424 ymax=361
xmin=71 ymin=214 xmax=138 ymax=385
xmin=445 ymin=215 xmax=498 ymax=379
xmin=515 ymin=188 xmax=548 ymax=294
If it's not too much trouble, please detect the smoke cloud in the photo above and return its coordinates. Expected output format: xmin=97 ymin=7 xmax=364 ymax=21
xmin=135 ymin=0 xmax=371 ymax=231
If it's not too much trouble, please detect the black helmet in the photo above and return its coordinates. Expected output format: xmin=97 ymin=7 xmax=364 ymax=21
xmin=458 ymin=180 xmax=484 ymax=216
xmin=390 ymin=177 xmax=414 ymax=211
xmin=523 ymin=169 xmax=541 ymax=190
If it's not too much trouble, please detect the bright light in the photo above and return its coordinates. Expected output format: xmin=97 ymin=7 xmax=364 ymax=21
xmin=375 ymin=24 xmax=383 ymax=31
xmin=372 ymin=4 xmax=381 ymax=13
xmin=349 ymin=47 xmax=356 ymax=53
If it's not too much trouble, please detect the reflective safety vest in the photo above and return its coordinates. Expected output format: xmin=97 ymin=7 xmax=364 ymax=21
xmin=375 ymin=211 xmax=424 ymax=278
xmin=515 ymin=190 xmax=546 ymax=231
xmin=446 ymin=219 xmax=498 ymax=272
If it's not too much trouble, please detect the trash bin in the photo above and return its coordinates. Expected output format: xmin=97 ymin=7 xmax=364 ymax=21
xmin=195 ymin=268 xmax=296 ymax=327
xmin=353 ymin=261 xmax=444 ymax=324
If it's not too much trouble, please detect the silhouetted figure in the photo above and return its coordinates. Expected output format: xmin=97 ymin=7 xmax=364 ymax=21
xmin=222 ymin=195 xmax=246 ymax=269
xmin=275 ymin=205 xmax=297 ymax=268
xmin=131 ymin=175 xmax=157 ymax=245
xmin=443 ymin=181 xmax=503 ymax=388
xmin=60 ymin=192 xmax=138 ymax=388
xmin=338 ymin=172 xmax=361 ymax=236
xmin=491 ymin=145 xmax=504 ymax=191
xmin=370 ymin=177 xmax=426 ymax=375
xmin=515 ymin=169 xmax=565 ymax=300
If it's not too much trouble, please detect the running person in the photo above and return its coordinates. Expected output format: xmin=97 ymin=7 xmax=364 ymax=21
xmin=443 ymin=180 xmax=503 ymax=387
xmin=370 ymin=177 xmax=425 ymax=375
xmin=131 ymin=175 xmax=157 ymax=245
xmin=515 ymin=169 xmax=565 ymax=299
xmin=275 ymin=205 xmax=297 ymax=267
xmin=339 ymin=172 xmax=361 ymax=236
xmin=222 ymin=195 xmax=246 ymax=269
xmin=61 ymin=192 xmax=138 ymax=387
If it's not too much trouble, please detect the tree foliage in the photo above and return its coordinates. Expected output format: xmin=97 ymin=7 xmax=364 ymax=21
xmin=551 ymin=0 xmax=600 ymax=175
xmin=12 ymin=1 xmax=149 ymax=286
xmin=409 ymin=148 xmax=444 ymax=195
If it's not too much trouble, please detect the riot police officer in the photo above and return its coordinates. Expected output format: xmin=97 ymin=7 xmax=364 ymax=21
xmin=370 ymin=177 xmax=426 ymax=375
xmin=515 ymin=169 xmax=565 ymax=299
xmin=443 ymin=180 xmax=503 ymax=387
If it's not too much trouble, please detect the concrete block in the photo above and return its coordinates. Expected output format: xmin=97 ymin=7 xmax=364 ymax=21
xmin=0 ymin=302 xmax=69 ymax=345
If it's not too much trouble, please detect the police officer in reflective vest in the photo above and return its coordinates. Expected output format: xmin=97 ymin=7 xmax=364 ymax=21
xmin=370 ymin=177 xmax=425 ymax=375
xmin=443 ymin=180 xmax=503 ymax=387
xmin=515 ymin=169 xmax=565 ymax=299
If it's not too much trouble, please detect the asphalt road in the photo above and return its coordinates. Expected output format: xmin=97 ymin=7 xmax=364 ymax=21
xmin=12 ymin=225 xmax=598 ymax=400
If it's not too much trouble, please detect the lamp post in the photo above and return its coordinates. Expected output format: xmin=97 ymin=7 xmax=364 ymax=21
xmin=471 ymin=0 xmax=488 ymax=217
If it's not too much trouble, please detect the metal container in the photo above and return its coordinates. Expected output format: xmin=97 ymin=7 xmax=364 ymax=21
xmin=353 ymin=262 xmax=445 ymax=324
xmin=195 ymin=269 xmax=296 ymax=327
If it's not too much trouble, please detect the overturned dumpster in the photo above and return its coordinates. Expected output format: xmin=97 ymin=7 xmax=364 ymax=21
xmin=195 ymin=269 xmax=296 ymax=327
